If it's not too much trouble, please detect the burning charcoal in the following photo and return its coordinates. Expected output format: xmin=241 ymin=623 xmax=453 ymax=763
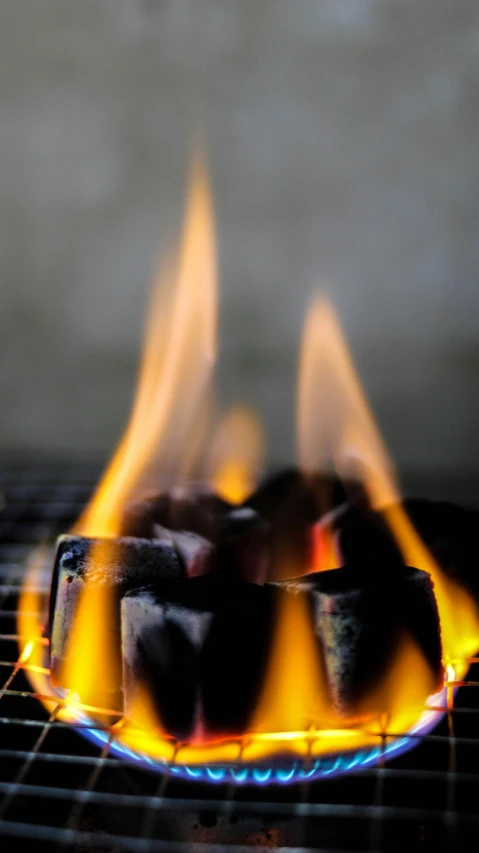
xmin=273 ymin=565 xmax=442 ymax=716
xmin=49 ymin=534 xmax=182 ymax=692
xmin=405 ymin=499 xmax=479 ymax=603
xmin=122 ymin=584 xmax=208 ymax=739
xmin=215 ymin=507 xmax=270 ymax=584
xmin=243 ymin=468 xmax=318 ymax=581
xmin=244 ymin=468 xmax=347 ymax=581
xmin=336 ymin=498 xmax=479 ymax=604
xmin=121 ymin=485 xmax=231 ymax=541
xmin=121 ymin=576 xmax=273 ymax=740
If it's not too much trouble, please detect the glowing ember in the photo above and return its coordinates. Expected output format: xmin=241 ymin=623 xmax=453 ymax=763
xmin=16 ymin=150 xmax=479 ymax=784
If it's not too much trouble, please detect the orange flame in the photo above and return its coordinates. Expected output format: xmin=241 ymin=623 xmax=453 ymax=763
xmin=76 ymin=148 xmax=218 ymax=538
xmin=59 ymin=542 xmax=121 ymax=706
xmin=298 ymin=296 xmax=395 ymax=498
xmin=208 ymin=405 xmax=265 ymax=504
xmin=57 ymin=146 xmax=219 ymax=705
xmin=15 ymin=176 xmax=472 ymax=767
xmin=297 ymin=295 xmax=479 ymax=676
xmin=17 ymin=563 xmax=451 ymax=766
xmin=251 ymin=591 xmax=333 ymax=739
xmin=363 ymin=632 xmax=441 ymax=734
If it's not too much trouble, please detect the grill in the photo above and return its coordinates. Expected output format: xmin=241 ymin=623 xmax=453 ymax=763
xmin=0 ymin=460 xmax=478 ymax=853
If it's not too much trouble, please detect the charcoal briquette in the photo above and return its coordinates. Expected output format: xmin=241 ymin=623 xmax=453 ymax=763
xmin=244 ymin=468 xmax=348 ymax=580
xmin=121 ymin=486 xmax=231 ymax=541
xmin=273 ymin=565 xmax=442 ymax=716
xmin=336 ymin=498 xmax=479 ymax=606
xmin=121 ymin=576 xmax=273 ymax=740
xmin=214 ymin=507 xmax=270 ymax=584
xmin=49 ymin=534 xmax=182 ymax=692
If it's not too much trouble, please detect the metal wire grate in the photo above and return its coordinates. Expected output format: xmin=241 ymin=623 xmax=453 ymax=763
xmin=0 ymin=460 xmax=479 ymax=852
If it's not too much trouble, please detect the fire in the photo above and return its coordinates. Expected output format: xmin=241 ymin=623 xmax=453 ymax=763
xmin=297 ymin=296 xmax=395 ymax=495
xmin=250 ymin=590 xmax=334 ymax=742
xmin=75 ymin=147 xmax=218 ymax=538
xmin=296 ymin=295 xmax=479 ymax=678
xmin=17 ymin=546 xmax=61 ymax=718
xmin=17 ymin=566 xmax=450 ymax=768
xmin=58 ymin=543 xmax=121 ymax=705
xmin=208 ymin=404 xmax=265 ymax=504
xmin=50 ymin=148 xmax=219 ymax=706
xmin=245 ymin=628 xmax=442 ymax=765
xmin=15 ymin=150 xmax=478 ymax=776
xmin=363 ymin=632 xmax=441 ymax=735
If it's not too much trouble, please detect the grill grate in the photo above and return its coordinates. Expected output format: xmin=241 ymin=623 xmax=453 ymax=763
xmin=0 ymin=460 xmax=478 ymax=852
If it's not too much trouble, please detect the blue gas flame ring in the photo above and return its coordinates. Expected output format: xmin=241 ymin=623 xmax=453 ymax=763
xmin=75 ymin=691 xmax=446 ymax=786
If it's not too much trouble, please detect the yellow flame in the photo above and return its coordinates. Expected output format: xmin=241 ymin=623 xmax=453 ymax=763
xmin=58 ymin=541 xmax=121 ymax=705
xmin=124 ymin=682 xmax=165 ymax=734
xmin=16 ymin=239 xmax=470 ymax=763
xmin=17 ymin=546 xmax=58 ymax=715
xmin=19 ymin=640 xmax=35 ymax=664
xmin=17 ymin=545 xmax=449 ymax=765
xmin=251 ymin=591 xmax=333 ymax=736
xmin=208 ymin=405 xmax=265 ymax=504
xmin=384 ymin=504 xmax=479 ymax=675
xmin=297 ymin=295 xmax=479 ymax=673
xmin=54 ymin=146 xmax=220 ymax=706
xmin=76 ymin=148 xmax=218 ymax=537
xmin=298 ymin=296 xmax=395 ymax=501
xmin=360 ymin=633 xmax=442 ymax=733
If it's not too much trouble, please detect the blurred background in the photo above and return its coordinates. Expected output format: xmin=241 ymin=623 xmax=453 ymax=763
xmin=1 ymin=1 xmax=478 ymax=490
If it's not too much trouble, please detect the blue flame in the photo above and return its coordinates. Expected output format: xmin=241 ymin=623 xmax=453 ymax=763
xmin=72 ymin=684 xmax=446 ymax=786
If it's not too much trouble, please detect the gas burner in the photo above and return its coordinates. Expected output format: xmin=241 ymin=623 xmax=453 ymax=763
xmin=79 ymin=682 xmax=448 ymax=785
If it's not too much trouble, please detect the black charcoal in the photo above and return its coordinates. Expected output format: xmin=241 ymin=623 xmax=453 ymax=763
xmin=273 ymin=565 xmax=442 ymax=716
xmin=121 ymin=576 xmax=273 ymax=740
xmin=336 ymin=498 xmax=479 ymax=604
xmin=121 ymin=485 xmax=231 ymax=541
xmin=244 ymin=468 xmax=348 ymax=581
xmin=49 ymin=534 xmax=181 ymax=691
xmin=405 ymin=499 xmax=479 ymax=603
xmin=215 ymin=507 xmax=270 ymax=584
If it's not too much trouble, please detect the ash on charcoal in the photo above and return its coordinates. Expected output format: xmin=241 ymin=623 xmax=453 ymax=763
xmin=273 ymin=564 xmax=442 ymax=716
xmin=121 ymin=575 xmax=273 ymax=740
xmin=49 ymin=534 xmax=182 ymax=692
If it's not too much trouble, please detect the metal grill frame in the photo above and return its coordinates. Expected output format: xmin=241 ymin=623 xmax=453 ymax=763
xmin=0 ymin=460 xmax=479 ymax=852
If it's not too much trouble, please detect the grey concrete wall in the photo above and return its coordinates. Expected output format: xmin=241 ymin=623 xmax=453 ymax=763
xmin=0 ymin=0 xmax=478 ymax=475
